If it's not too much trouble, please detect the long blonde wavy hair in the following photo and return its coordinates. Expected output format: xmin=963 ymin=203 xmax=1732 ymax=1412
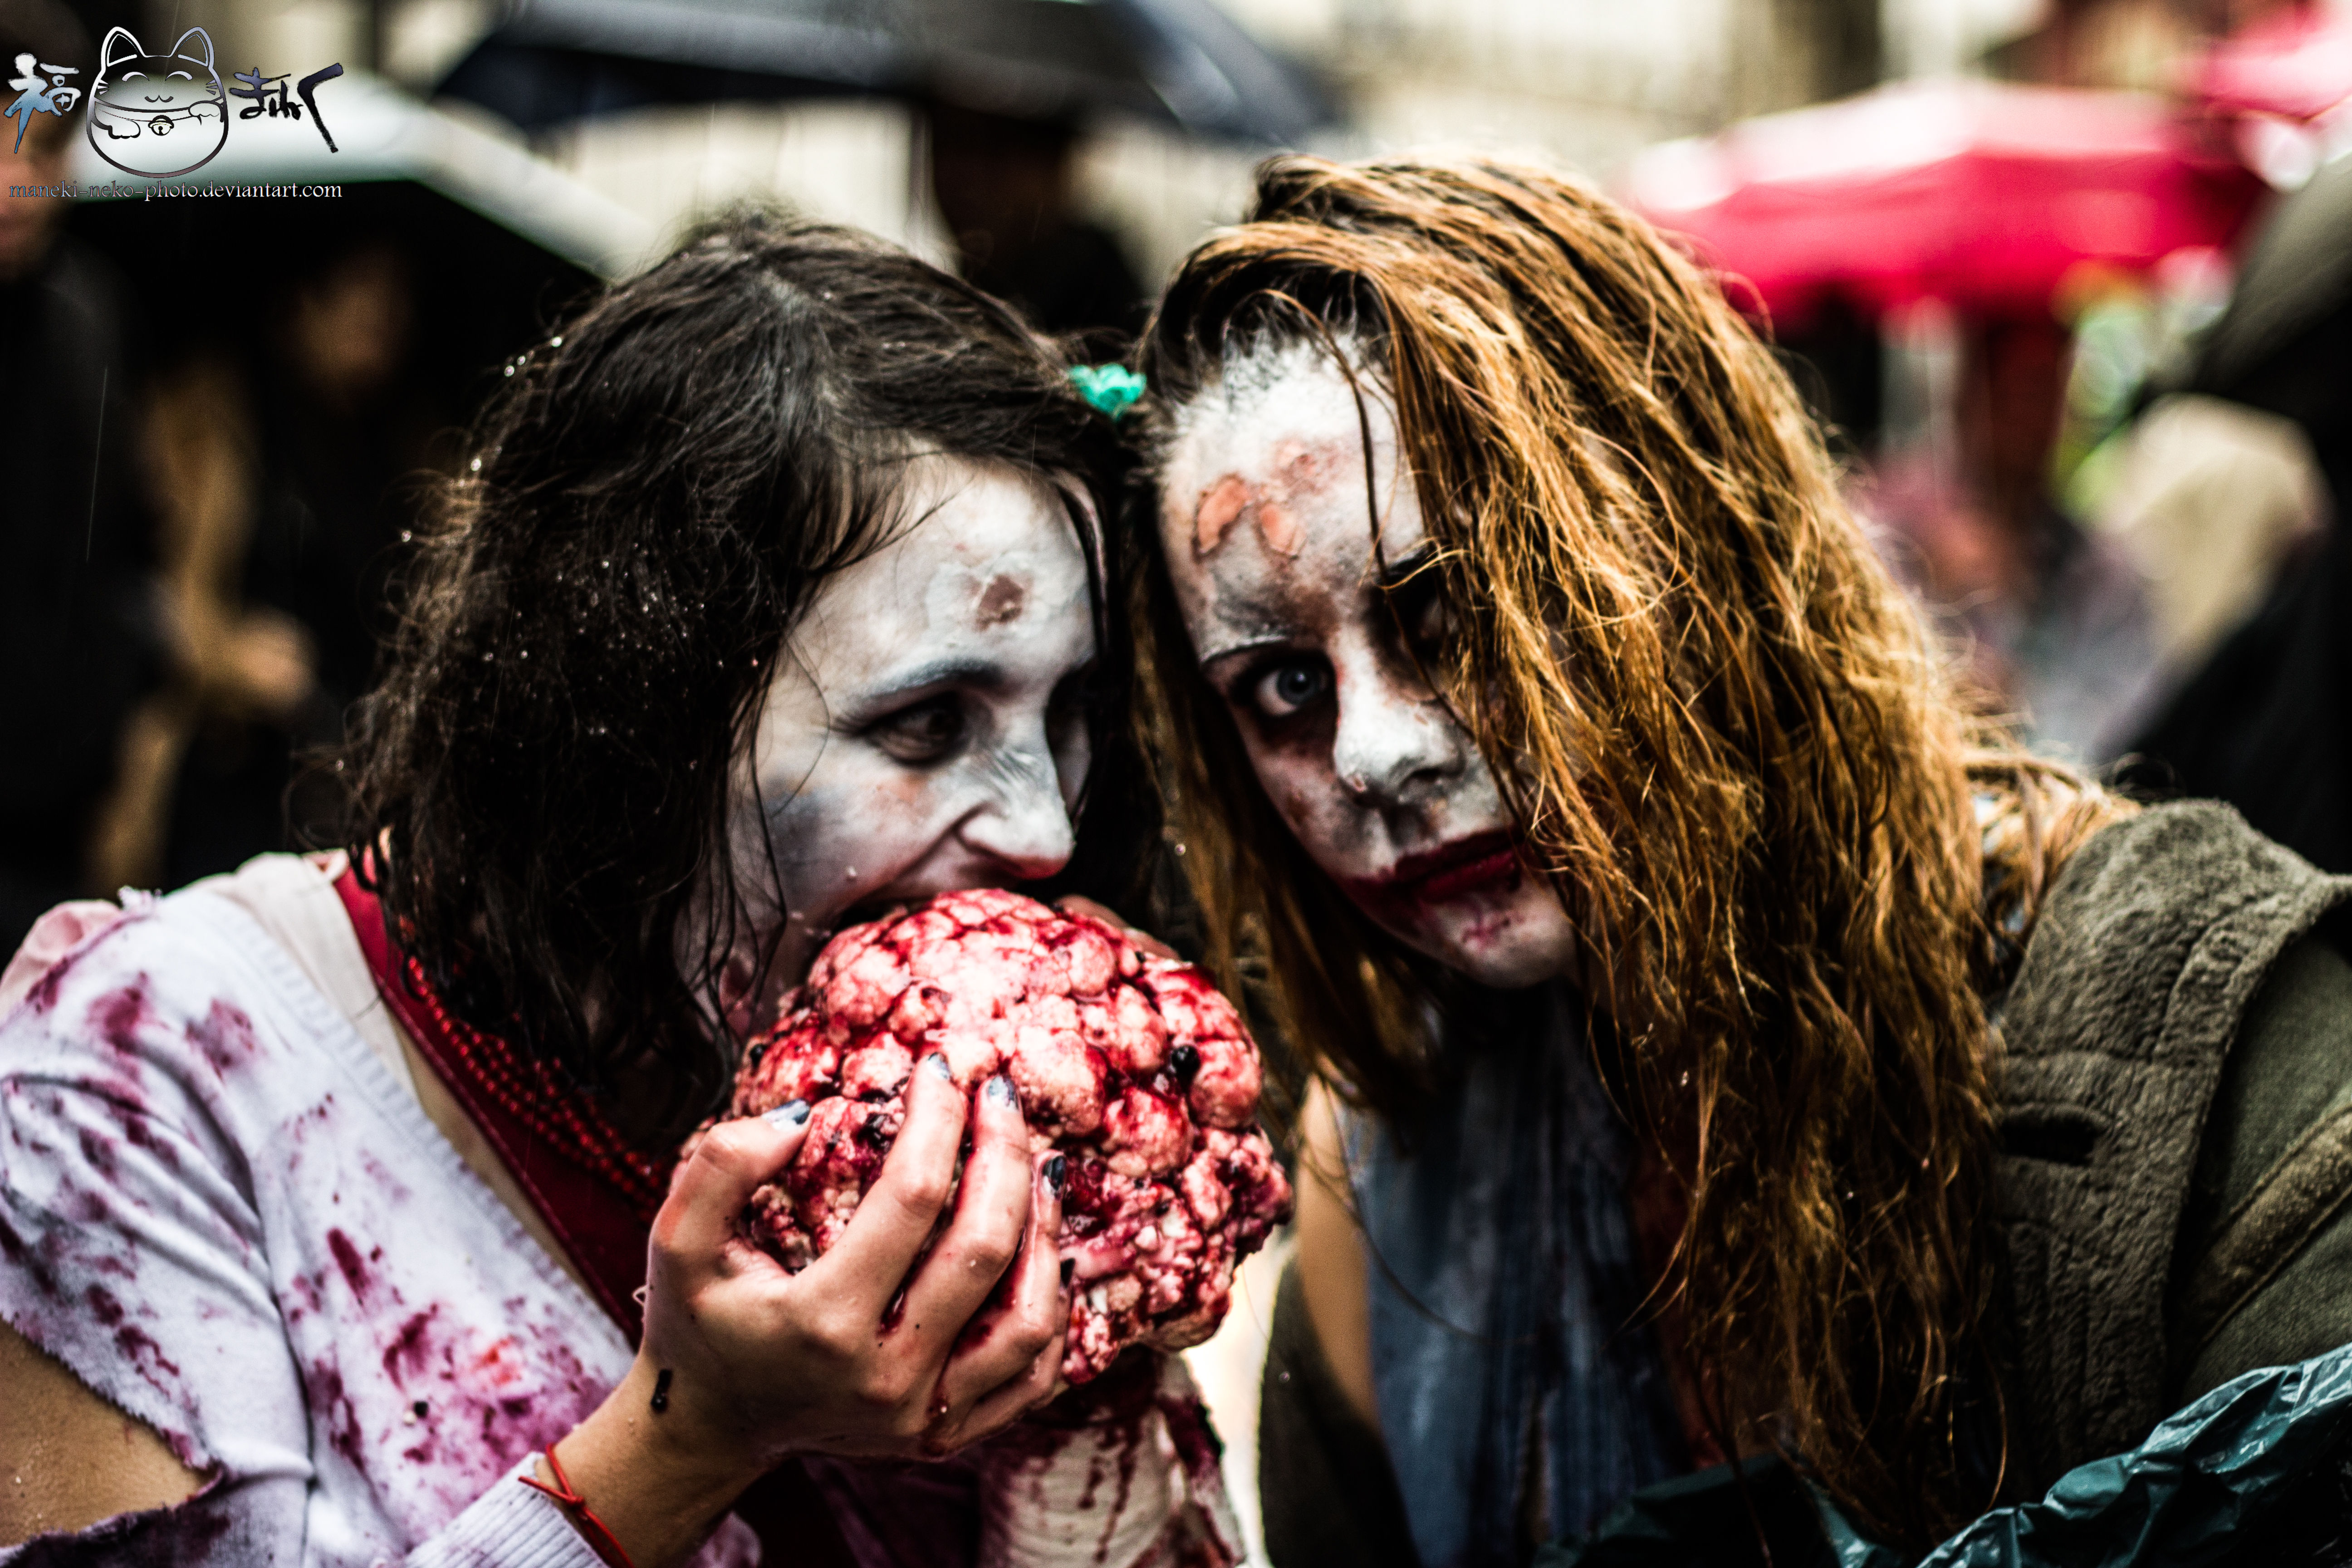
xmin=1135 ymin=155 xmax=2127 ymax=1545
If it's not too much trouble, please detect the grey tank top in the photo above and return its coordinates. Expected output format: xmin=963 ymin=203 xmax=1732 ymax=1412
xmin=1338 ymin=986 xmax=1686 ymax=1568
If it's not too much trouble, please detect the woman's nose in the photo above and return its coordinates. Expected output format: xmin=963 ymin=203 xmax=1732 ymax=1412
xmin=958 ymin=744 xmax=1078 ymax=881
xmin=1330 ymin=660 xmax=1469 ymax=804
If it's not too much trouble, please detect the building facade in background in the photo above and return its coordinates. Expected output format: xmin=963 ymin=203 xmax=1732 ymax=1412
xmin=103 ymin=0 xmax=2220 ymax=291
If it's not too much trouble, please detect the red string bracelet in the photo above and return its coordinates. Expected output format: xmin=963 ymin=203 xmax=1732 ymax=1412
xmin=519 ymin=1443 xmax=637 ymax=1568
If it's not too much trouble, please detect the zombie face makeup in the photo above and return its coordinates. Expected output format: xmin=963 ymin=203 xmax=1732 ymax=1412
xmin=726 ymin=456 xmax=1098 ymax=1019
xmin=1157 ymin=343 xmax=1581 ymax=990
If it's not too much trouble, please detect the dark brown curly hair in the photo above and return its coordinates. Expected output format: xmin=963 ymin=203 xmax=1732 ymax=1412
xmin=337 ymin=212 xmax=1142 ymax=1145
xmin=1135 ymin=155 xmax=2126 ymax=1545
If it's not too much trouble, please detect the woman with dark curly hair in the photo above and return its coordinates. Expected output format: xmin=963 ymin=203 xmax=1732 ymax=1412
xmin=1134 ymin=156 xmax=2352 ymax=1567
xmin=0 ymin=214 xmax=1156 ymax=1566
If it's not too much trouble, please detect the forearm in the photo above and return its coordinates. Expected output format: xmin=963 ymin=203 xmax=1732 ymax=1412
xmin=1295 ymin=1080 xmax=1379 ymax=1428
xmin=538 ymin=1357 xmax=766 ymax=1568
xmin=0 ymin=1444 xmax=722 ymax=1568
xmin=1259 ymin=1262 xmax=1417 ymax=1568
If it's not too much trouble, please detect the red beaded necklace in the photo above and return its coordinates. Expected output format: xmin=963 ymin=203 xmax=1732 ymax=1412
xmin=334 ymin=862 xmax=672 ymax=1338
xmin=383 ymin=944 xmax=669 ymax=1221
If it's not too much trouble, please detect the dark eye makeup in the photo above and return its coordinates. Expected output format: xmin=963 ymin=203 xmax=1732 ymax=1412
xmin=864 ymin=696 xmax=967 ymax=765
xmin=1239 ymin=655 xmax=1333 ymax=720
xmin=1380 ymin=559 xmax=1451 ymax=660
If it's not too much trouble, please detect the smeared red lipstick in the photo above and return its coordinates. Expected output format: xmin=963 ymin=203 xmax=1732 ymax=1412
xmin=1345 ymin=830 xmax=1524 ymax=914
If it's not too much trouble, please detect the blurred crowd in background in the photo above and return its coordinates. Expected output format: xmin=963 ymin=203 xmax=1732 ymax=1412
xmin=2 ymin=0 xmax=2347 ymax=958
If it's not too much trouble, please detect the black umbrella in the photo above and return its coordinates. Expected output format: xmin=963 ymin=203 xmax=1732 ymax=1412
xmin=67 ymin=72 xmax=646 ymax=396
xmin=436 ymin=0 xmax=1329 ymax=145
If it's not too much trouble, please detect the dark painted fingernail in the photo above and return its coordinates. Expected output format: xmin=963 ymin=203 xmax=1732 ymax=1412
xmin=1059 ymin=1257 xmax=1075 ymax=1288
xmin=924 ymin=1052 xmax=953 ymax=1081
xmin=985 ymin=1073 xmax=1017 ymax=1107
xmin=1044 ymin=1153 xmax=1066 ymax=1194
xmin=763 ymin=1099 xmax=809 ymax=1128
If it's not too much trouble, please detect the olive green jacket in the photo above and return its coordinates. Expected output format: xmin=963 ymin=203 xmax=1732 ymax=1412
xmin=1993 ymin=800 xmax=2352 ymax=1490
xmin=1260 ymin=801 xmax=2352 ymax=1564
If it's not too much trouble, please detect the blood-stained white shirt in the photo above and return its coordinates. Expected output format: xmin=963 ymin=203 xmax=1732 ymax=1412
xmin=0 ymin=865 xmax=755 ymax=1566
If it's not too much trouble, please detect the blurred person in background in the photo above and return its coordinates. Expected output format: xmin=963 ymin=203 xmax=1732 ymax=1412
xmin=2127 ymin=147 xmax=2352 ymax=872
xmin=926 ymin=100 xmax=1143 ymax=343
xmin=1773 ymin=291 xmax=1882 ymax=464
xmin=0 ymin=0 xmax=160 ymax=958
xmin=2086 ymin=392 xmax=2324 ymax=676
xmin=163 ymin=235 xmax=429 ymax=882
xmin=1865 ymin=311 xmax=2165 ymax=761
xmin=106 ymin=227 xmax=440 ymax=891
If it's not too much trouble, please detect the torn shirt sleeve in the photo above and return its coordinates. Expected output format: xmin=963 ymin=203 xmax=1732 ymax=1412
xmin=0 ymin=1456 xmax=613 ymax=1568
xmin=0 ymin=923 xmax=613 ymax=1568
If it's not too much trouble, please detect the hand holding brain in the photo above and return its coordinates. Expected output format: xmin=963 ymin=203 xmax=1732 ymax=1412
xmin=717 ymin=889 xmax=1292 ymax=1384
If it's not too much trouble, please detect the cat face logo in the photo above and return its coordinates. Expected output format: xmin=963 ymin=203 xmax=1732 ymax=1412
xmin=86 ymin=26 xmax=227 ymax=178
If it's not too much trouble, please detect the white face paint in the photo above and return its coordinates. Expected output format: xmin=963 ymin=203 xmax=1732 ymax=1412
xmin=720 ymin=456 xmax=1097 ymax=1025
xmin=1157 ymin=343 xmax=1581 ymax=990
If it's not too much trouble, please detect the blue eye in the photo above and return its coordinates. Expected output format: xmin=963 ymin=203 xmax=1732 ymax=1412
xmin=1252 ymin=660 xmax=1330 ymax=719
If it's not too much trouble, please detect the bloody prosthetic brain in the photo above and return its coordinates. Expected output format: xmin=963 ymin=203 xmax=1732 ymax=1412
xmin=722 ymin=889 xmax=1292 ymax=1384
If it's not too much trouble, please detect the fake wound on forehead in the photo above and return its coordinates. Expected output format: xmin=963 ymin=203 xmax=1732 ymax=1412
xmin=1194 ymin=475 xmax=1296 ymax=558
xmin=1190 ymin=433 xmax=1369 ymax=560
xmin=973 ymin=573 xmax=1027 ymax=627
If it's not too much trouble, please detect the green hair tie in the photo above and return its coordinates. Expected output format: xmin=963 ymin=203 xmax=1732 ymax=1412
xmin=1069 ymin=363 xmax=1147 ymax=421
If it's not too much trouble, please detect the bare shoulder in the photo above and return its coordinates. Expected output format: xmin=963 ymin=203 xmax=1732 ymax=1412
xmin=0 ymin=1319 xmax=205 ymax=1547
xmin=1294 ymin=1078 xmax=1380 ymax=1431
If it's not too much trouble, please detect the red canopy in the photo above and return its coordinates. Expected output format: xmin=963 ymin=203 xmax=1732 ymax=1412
xmin=1626 ymin=79 xmax=2265 ymax=325
xmin=2188 ymin=7 xmax=2352 ymax=124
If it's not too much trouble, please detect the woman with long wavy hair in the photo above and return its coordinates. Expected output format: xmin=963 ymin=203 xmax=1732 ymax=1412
xmin=1134 ymin=156 xmax=2352 ymax=1565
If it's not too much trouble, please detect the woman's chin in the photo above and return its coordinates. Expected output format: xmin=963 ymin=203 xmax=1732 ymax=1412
xmin=1402 ymin=899 xmax=1582 ymax=990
